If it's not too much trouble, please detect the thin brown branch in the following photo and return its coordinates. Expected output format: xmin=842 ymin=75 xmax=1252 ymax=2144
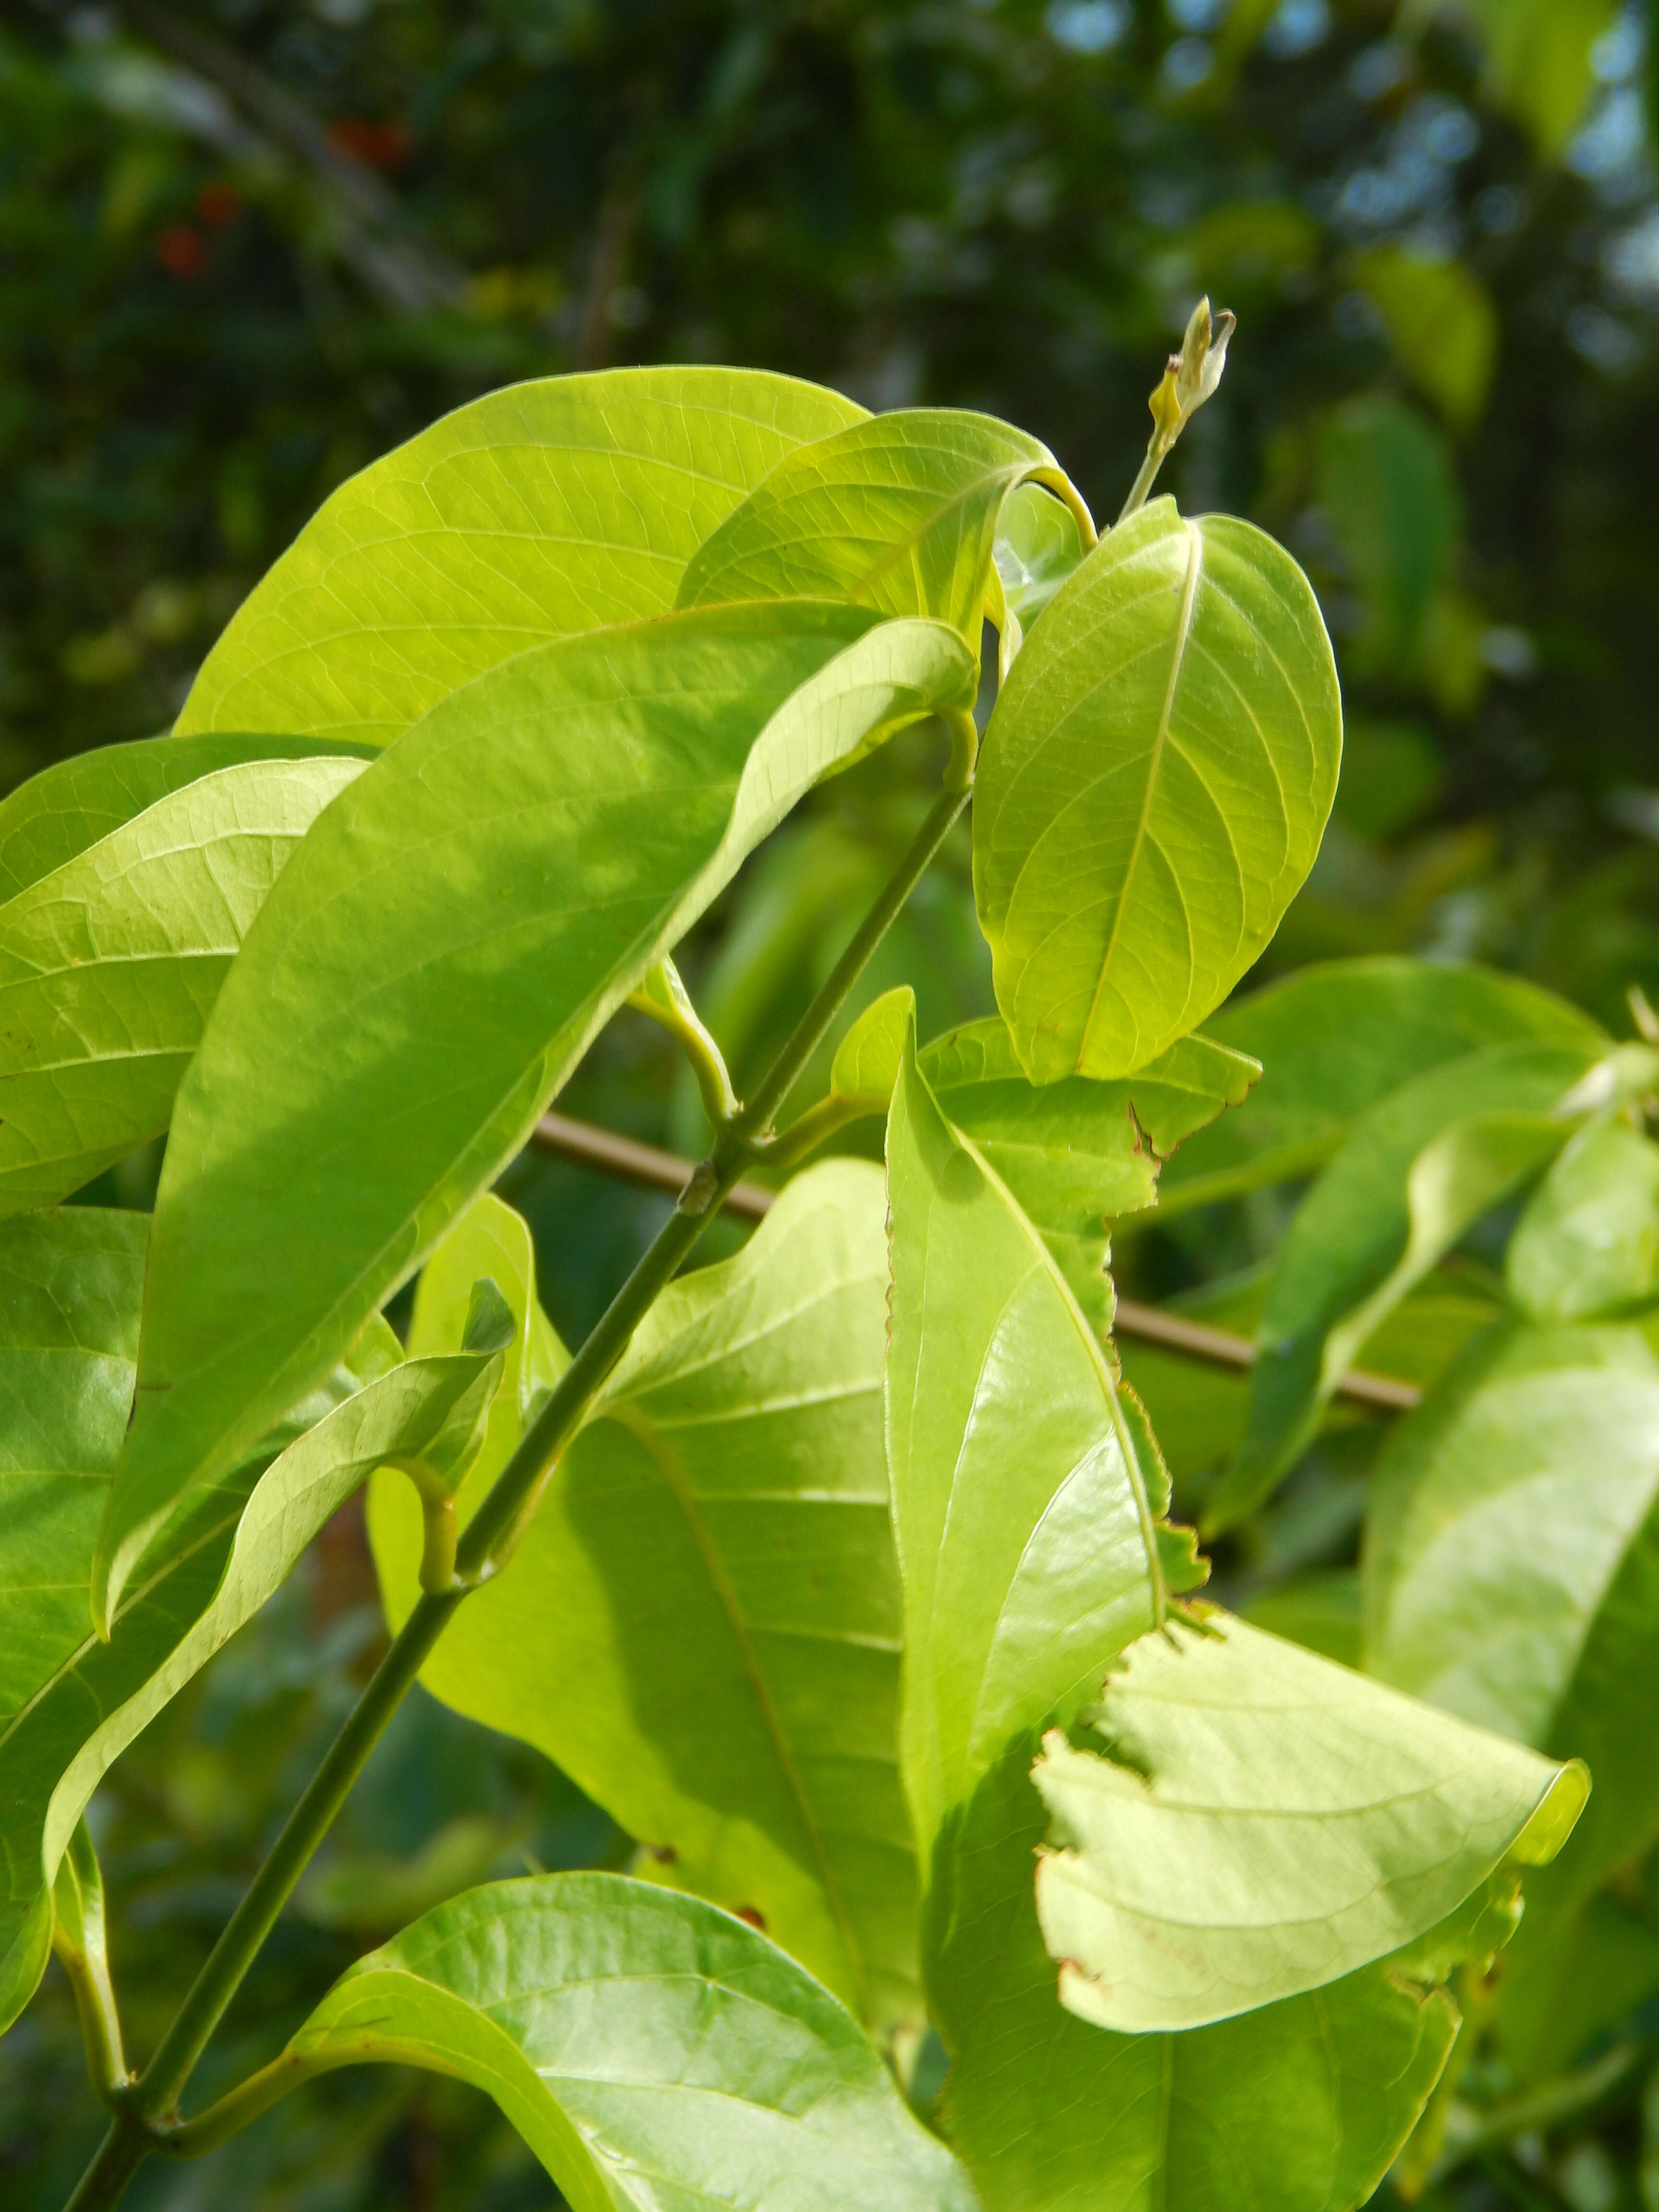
xmin=528 ymin=1111 xmax=1423 ymax=1410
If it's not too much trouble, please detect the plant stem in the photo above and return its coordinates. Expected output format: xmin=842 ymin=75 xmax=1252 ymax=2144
xmin=61 ymin=720 xmax=974 ymax=2212
xmin=1116 ymin=441 xmax=1169 ymax=525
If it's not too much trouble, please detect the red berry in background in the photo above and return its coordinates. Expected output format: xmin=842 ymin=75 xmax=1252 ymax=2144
xmin=156 ymin=224 xmax=207 ymax=279
xmin=328 ymin=117 xmax=412 ymax=170
xmin=196 ymin=182 xmax=241 ymax=228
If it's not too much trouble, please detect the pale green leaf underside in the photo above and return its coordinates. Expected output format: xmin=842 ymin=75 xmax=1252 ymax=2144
xmin=0 ymin=756 xmax=363 ymax=1216
xmin=1154 ymin=955 xmax=1608 ymax=1221
xmin=96 ymin=604 xmax=975 ymax=1628
xmin=994 ymin=481 xmax=1088 ymax=629
xmin=973 ymin=497 xmax=1342 ymax=1083
xmin=1206 ymin=1037 xmax=1602 ymax=1532
xmin=282 ymin=1874 xmax=974 ymax=2212
xmin=1507 ymin=1118 xmax=1659 ymax=1322
xmin=884 ymin=1030 xmax=1180 ymax=1870
xmin=176 ymin=366 xmax=866 ymax=747
xmin=1033 ymin=1610 xmax=1583 ymax=2032
xmin=678 ymin=407 xmax=1083 ymax=638
xmin=372 ymin=1163 xmax=919 ymax=2032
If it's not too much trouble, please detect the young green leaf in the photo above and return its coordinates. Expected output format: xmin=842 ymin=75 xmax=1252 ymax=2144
xmin=1365 ymin=1313 xmax=1659 ymax=2074
xmin=370 ymin=1164 xmax=920 ymax=2032
xmin=973 ymin=497 xmax=1341 ymax=1083
xmin=176 ymin=367 xmax=866 ymax=747
xmin=884 ymin=1040 xmax=1554 ymax=2209
xmin=0 ymin=1299 xmax=514 ymax=2034
xmin=249 ymin=1875 xmax=974 ymax=2212
xmin=1153 ymin=955 xmax=1609 ymax=1222
xmin=0 ymin=756 xmax=364 ymax=1215
xmin=94 ymin=604 xmax=976 ymax=1630
xmin=1506 ymin=1118 xmax=1659 ymax=1322
xmin=993 ymin=480 xmax=1088 ymax=631
xmin=678 ymin=408 xmax=1091 ymax=638
xmin=0 ymin=732 xmax=374 ymax=905
xmin=1032 ymin=1610 xmax=1583 ymax=2033
xmin=1205 ymin=1038 xmax=1602 ymax=1532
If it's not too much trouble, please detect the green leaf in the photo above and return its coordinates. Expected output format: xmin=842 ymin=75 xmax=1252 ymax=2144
xmin=1031 ymin=1610 xmax=1583 ymax=2033
xmin=1507 ymin=1118 xmax=1659 ymax=1322
xmin=1354 ymin=247 xmax=1499 ymax=431
xmin=0 ymin=732 xmax=374 ymax=905
xmin=993 ymin=480 xmax=1088 ymax=632
xmin=95 ymin=604 xmax=975 ymax=1628
xmin=1422 ymin=0 xmax=1618 ymax=157
xmin=1315 ymin=396 xmax=1460 ymax=678
xmin=973 ymin=497 xmax=1342 ymax=1083
xmin=0 ymin=1289 xmax=509 ymax=2032
xmin=371 ymin=1163 xmax=920 ymax=2032
xmin=269 ymin=1874 xmax=974 ymax=2212
xmin=0 ymin=754 xmax=364 ymax=1215
xmin=884 ymin=1043 xmax=1557 ymax=2208
xmin=784 ymin=986 xmax=1258 ymax=1333
xmin=678 ymin=408 xmax=1089 ymax=638
xmin=1365 ymin=1315 xmax=1659 ymax=2070
xmin=1205 ymin=1039 xmax=1601 ymax=1533
xmin=1154 ymin=956 xmax=1607 ymax=1222
xmin=176 ymin=367 xmax=866 ymax=747
xmin=919 ymin=1013 xmax=1258 ymax=1334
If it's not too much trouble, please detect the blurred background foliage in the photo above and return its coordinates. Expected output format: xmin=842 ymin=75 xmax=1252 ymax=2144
xmin=5 ymin=0 xmax=1659 ymax=2206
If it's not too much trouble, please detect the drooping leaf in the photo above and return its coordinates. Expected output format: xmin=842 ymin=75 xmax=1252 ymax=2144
xmin=1205 ymin=1039 xmax=1602 ymax=1532
xmin=1506 ymin=1118 xmax=1659 ymax=1322
xmin=1032 ymin=1611 xmax=1582 ymax=2034
xmin=973 ymin=497 xmax=1342 ymax=1083
xmin=95 ymin=604 xmax=976 ymax=1627
xmin=0 ymin=732 xmax=374 ymax=906
xmin=884 ymin=1039 xmax=1560 ymax=2210
xmin=263 ymin=1875 xmax=974 ymax=2212
xmin=1315 ymin=395 xmax=1460 ymax=678
xmin=0 ymin=1287 xmax=513 ymax=2032
xmin=0 ymin=756 xmax=364 ymax=1215
xmin=1354 ymin=247 xmax=1499 ymax=431
xmin=1423 ymin=0 xmax=1618 ymax=157
xmin=1365 ymin=1315 xmax=1659 ymax=2074
xmin=371 ymin=1163 xmax=920 ymax=2032
xmin=176 ymin=367 xmax=866 ymax=747
xmin=678 ymin=408 xmax=1090 ymax=638
xmin=1153 ymin=956 xmax=1606 ymax=1221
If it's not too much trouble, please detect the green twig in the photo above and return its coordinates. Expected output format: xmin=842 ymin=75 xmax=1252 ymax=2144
xmin=61 ymin=711 xmax=976 ymax=2212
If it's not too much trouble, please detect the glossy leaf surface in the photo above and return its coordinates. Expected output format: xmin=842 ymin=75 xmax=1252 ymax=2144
xmin=993 ymin=480 xmax=1088 ymax=631
xmin=973 ymin=498 xmax=1341 ymax=1082
xmin=1154 ymin=956 xmax=1607 ymax=1220
xmin=278 ymin=1874 xmax=974 ymax=2212
xmin=372 ymin=1164 xmax=918 ymax=2031
xmin=678 ymin=408 xmax=1084 ymax=637
xmin=177 ymin=367 xmax=865 ymax=746
xmin=96 ymin=604 xmax=975 ymax=1626
xmin=1033 ymin=1611 xmax=1582 ymax=2032
xmin=0 ymin=756 xmax=363 ymax=1215
xmin=1206 ymin=1039 xmax=1599 ymax=1531
xmin=0 ymin=1300 xmax=519 ymax=2026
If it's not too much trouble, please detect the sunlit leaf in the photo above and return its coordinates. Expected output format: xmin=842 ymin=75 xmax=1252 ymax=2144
xmin=973 ymin=497 xmax=1341 ymax=1083
xmin=176 ymin=367 xmax=866 ymax=746
xmin=270 ymin=1875 xmax=974 ymax=2211
xmin=371 ymin=1164 xmax=920 ymax=2032
xmin=95 ymin=605 xmax=975 ymax=1627
xmin=1032 ymin=1610 xmax=1582 ymax=2033
xmin=1507 ymin=1118 xmax=1659 ymax=1322
xmin=0 ymin=755 xmax=363 ymax=1215
xmin=1154 ymin=956 xmax=1606 ymax=1221
xmin=678 ymin=408 xmax=1089 ymax=638
xmin=1205 ymin=1039 xmax=1601 ymax=1532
